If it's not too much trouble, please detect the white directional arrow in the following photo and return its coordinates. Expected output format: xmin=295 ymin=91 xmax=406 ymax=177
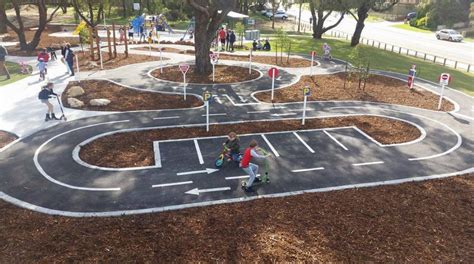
xmin=177 ymin=168 xmax=219 ymax=176
xmin=271 ymin=113 xmax=297 ymax=117
xmin=185 ymin=187 xmax=231 ymax=196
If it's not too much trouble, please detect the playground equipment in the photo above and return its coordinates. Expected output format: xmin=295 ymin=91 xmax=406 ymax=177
xmin=157 ymin=14 xmax=174 ymax=34
xmin=180 ymin=17 xmax=195 ymax=41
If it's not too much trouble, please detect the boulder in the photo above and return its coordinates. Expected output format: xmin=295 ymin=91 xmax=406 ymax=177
xmin=67 ymin=86 xmax=85 ymax=97
xmin=90 ymin=98 xmax=111 ymax=106
xmin=68 ymin=98 xmax=84 ymax=108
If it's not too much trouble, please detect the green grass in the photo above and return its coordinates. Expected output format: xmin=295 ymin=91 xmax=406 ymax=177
xmin=392 ymin=23 xmax=433 ymax=34
xmin=0 ymin=62 xmax=32 ymax=87
xmin=255 ymin=36 xmax=474 ymax=95
xmin=366 ymin=15 xmax=385 ymax=23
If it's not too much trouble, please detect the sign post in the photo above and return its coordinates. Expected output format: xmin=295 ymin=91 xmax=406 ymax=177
xmin=302 ymin=86 xmax=311 ymax=125
xmin=179 ymin=64 xmax=190 ymax=100
xmin=438 ymin=73 xmax=451 ymax=110
xmin=249 ymin=49 xmax=253 ymax=74
xmin=268 ymin=67 xmax=279 ymax=101
xmin=407 ymin=64 xmax=416 ymax=89
xmin=203 ymin=91 xmax=212 ymax=132
xmin=310 ymin=51 xmax=316 ymax=76
xmin=75 ymin=54 xmax=80 ymax=82
xmin=99 ymin=40 xmax=104 ymax=70
xmin=159 ymin=47 xmax=163 ymax=73
xmin=210 ymin=53 xmax=219 ymax=82
xmin=148 ymin=36 xmax=152 ymax=56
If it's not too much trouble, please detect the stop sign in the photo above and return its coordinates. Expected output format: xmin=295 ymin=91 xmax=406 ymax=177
xmin=268 ymin=67 xmax=279 ymax=78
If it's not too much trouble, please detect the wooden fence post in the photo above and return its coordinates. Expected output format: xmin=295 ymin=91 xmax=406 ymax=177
xmin=88 ymin=26 xmax=94 ymax=60
xmin=112 ymin=23 xmax=117 ymax=58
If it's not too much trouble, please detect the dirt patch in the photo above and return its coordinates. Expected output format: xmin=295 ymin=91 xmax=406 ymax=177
xmin=75 ymin=51 xmax=168 ymax=71
xmin=0 ymin=175 xmax=472 ymax=262
xmin=255 ymin=73 xmax=455 ymax=111
xmin=80 ymin=116 xmax=420 ymax=168
xmin=62 ymin=80 xmax=202 ymax=111
xmin=151 ymin=65 xmax=260 ymax=84
xmin=0 ymin=131 xmax=18 ymax=149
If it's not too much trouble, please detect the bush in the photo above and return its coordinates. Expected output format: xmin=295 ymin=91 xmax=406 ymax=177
xmin=416 ymin=16 xmax=428 ymax=27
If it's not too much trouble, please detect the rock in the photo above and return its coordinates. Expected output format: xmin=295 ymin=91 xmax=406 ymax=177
xmin=90 ymin=98 xmax=111 ymax=106
xmin=67 ymin=86 xmax=85 ymax=97
xmin=68 ymin=98 xmax=84 ymax=108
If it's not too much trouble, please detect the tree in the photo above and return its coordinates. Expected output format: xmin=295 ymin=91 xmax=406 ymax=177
xmin=4 ymin=0 xmax=60 ymax=52
xmin=348 ymin=0 xmax=398 ymax=46
xmin=0 ymin=1 xmax=7 ymax=34
xmin=72 ymin=0 xmax=106 ymax=28
xmin=235 ymin=21 xmax=245 ymax=47
xmin=187 ymin=0 xmax=236 ymax=75
xmin=308 ymin=0 xmax=348 ymax=39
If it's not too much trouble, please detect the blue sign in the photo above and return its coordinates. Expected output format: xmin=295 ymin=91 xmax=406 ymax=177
xmin=303 ymin=87 xmax=311 ymax=96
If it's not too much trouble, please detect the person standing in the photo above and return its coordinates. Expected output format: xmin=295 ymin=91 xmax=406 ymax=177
xmin=225 ymin=28 xmax=231 ymax=51
xmin=38 ymin=82 xmax=60 ymax=121
xmin=240 ymin=140 xmax=270 ymax=192
xmin=64 ymin=44 xmax=75 ymax=76
xmin=119 ymin=26 xmax=125 ymax=43
xmin=0 ymin=44 xmax=10 ymax=80
xmin=60 ymin=41 xmax=70 ymax=75
xmin=218 ymin=27 xmax=226 ymax=51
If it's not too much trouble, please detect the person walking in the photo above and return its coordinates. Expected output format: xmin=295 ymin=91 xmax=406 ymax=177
xmin=229 ymin=30 xmax=236 ymax=52
xmin=240 ymin=140 xmax=270 ymax=192
xmin=60 ymin=41 xmax=71 ymax=75
xmin=64 ymin=44 xmax=75 ymax=76
xmin=0 ymin=44 xmax=10 ymax=80
xmin=38 ymin=82 xmax=60 ymax=121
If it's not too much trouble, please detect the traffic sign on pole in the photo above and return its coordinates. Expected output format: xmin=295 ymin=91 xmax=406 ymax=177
xmin=210 ymin=53 xmax=219 ymax=82
xmin=179 ymin=64 xmax=190 ymax=100
xmin=302 ymin=86 xmax=310 ymax=125
xmin=203 ymin=91 xmax=212 ymax=132
xmin=408 ymin=64 xmax=416 ymax=89
xmin=310 ymin=51 xmax=316 ymax=76
xmin=437 ymin=73 xmax=451 ymax=110
xmin=268 ymin=67 xmax=279 ymax=101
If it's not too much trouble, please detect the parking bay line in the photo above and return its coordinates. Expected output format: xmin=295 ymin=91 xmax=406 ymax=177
xmin=201 ymin=113 xmax=227 ymax=117
xmin=152 ymin=181 xmax=193 ymax=188
xmin=153 ymin=141 xmax=162 ymax=168
xmin=293 ymin=132 xmax=315 ymax=153
xmin=247 ymin=110 xmax=270 ymax=114
xmin=261 ymin=134 xmax=280 ymax=157
xmin=323 ymin=130 xmax=349 ymax=151
xmin=194 ymin=139 xmax=204 ymax=164
xmin=292 ymin=167 xmax=325 ymax=173
xmin=352 ymin=161 xmax=384 ymax=167
xmin=225 ymin=174 xmax=260 ymax=180
xmin=152 ymin=116 xmax=181 ymax=120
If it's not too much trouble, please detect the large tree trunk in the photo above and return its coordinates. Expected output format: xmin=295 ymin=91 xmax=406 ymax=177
xmin=0 ymin=1 xmax=7 ymax=34
xmin=122 ymin=0 xmax=128 ymax=18
xmin=297 ymin=2 xmax=302 ymax=33
xmin=350 ymin=4 xmax=369 ymax=47
xmin=193 ymin=14 xmax=212 ymax=75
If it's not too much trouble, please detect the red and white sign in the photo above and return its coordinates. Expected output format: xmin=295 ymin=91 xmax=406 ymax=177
xmin=179 ymin=64 xmax=190 ymax=74
xmin=209 ymin=53 xmax=219 ymax=63
xmin=310 ymin=51 xmax=317 ymax=57
xmin=268 ymin=67 xmax=279 ymax=78
xmin=439 ymin=73 xmax=451 ymax=86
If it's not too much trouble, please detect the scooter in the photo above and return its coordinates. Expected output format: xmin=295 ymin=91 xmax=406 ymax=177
xmin=215 ymin=145 xmax=242 ymax=168
xmin=55 ymin=96 xmax=67 ymax=121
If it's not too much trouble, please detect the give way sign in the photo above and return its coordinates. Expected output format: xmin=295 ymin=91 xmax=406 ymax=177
xmin=179 ymin=64 xmax=190 ymax=74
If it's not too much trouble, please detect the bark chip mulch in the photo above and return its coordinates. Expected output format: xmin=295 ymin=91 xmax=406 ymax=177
xmin=133 ymin=46 xmax=193 ymax=54
xmin=75 ymin=52 xmax=168 ymax=71
xmin=80 ymin=116 xmax=420 ymax=168
xmin=151 ymin=65 xmax=260 ymax=84
xmin=219 ymin=53 xmax=312 ymax=68
xmin=0 ymin=131 xmax=18 ymax=149
xmin=62 ymin=80 xmax=202 ymax=111
xmin=0 ymin=174 xmax=472 ymax=262
xmin=255 ymin=73 xmax=454 ymax=111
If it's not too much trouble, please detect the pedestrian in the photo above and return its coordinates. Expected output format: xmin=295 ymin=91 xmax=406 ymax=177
xmin=64 ymin=44 xmax=75 ymax=76
xmin=128 ymin=24 xmax=134 ymax=43
xmin=225 ymin=28 xmax=231 ymax=51
xmin=252 ymin=39 xmax=257 ymax=51
xmin=60 ymin=41 xmax=70 ymax=74
xmin=37 ymin=48 xmax=50 ymax=74
xmin=139 ymin=24 xmax=146 ymax=42
xmin=37 ymin=58 xmax=47 ymax=81
xmin=240 ymin=140 xmax=270 ymax=192
xmin=323 ymin=42 xmax=332 ymax=60
xmin=256 ymin=40 xmax=262 ymax=50
xmin=38 ymin=82 xmax=60 ymax=121
xmin=47 ymin=45 xmax=57 ymax=61
xmin=263 ymin=39 xmax=271 ymax=51
xmin=229 ymin=30 xmax=236 ymax=52
xmin=218 ymin=27 xmax=226 ymax=51
xmin=119 ymin=26 xmax=125 ymax=43
xmin=0 ymin=44 xmax=10 ymax=80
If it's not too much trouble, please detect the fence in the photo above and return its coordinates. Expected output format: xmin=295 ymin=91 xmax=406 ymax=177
xmin=293 ymin=21 xmax=472 ymax=73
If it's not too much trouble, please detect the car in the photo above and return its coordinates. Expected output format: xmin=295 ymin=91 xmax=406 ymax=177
xmin=268 ymin=10 xmax=288 ymax=20
xmin=405 ymin=12 xmax=416 ymax=21
xmin=436 ymin=29 xmax=463 ymax=42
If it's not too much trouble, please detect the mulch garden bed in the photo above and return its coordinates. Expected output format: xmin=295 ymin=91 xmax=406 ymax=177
xmin=255 ymin=73 xmax=455 ymax=111
xmin=133 ymin=46 xmax=194 ymax=54
xmin=80 ymin=116 xmax=420 ymax=168
xmin=0 ymin=174 xmax=472 ymax=262
xmin=75 ymin=52 xmax=168 ymax=71
xmin=62 ymin=80 xmax=202 ymax=111
xmin=219 ymin=54 xmax=312 ymax=68
xmin=151 ymin=65 xmax=260 ymax=84
xmin=0 ymin=131 xmax=18 ymax=149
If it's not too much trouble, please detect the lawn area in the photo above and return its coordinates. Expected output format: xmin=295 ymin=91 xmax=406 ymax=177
xmin=0 ymin=62 xmax=31 ymax=87
xmin=258 ymin=36 xmax=474 ymax=95
xmin=392 ymin=23 xmax=432 ymax=34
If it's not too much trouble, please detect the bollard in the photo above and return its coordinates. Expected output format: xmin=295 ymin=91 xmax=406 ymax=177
xmin=433 ymin=56 xmax=437 ymax=63
xmin=406 ymin=49 xmax=409 ymax=55
xmin=384 ymin=43 xmax=387 ymax=50
xmin=454 ymin=61 xmax=457 ymax=69
xmin=398 ymin=47 xmax=401 ymax=54
xmin=378 ymin=42 xmax=381 ymax=48
xmin=415 ymin=51 xmax=418 ymax=57
xmin=391 ymin=45 xmax=394 ymax=52
xmin=443 ymin=58 xmax=446 ymax=66
xmin=423 ymin=54 xmax=427 ymax=60
xmin=467 ymin=64 xmax=470 ymax=72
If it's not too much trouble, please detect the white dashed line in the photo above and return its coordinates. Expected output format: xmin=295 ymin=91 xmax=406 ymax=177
xmin=323 ymin=130 xmax=349 ymax=151
xmin=152 ymin=181 xmax=193 ymax=188
xmin=247 ymin=110 xmax=270 ymax=114
xmin=225 ymin=174 xmax=260 ymax=180
xmin=194 ymin=139 xmax=204 ymax=164
xmin=292 ymin=167 xmax=325 ymax=173
xmin=201 ymin=113 xmax=227 ymax=117
xmin=261 ymin=134 xmax=280 ymax=157
xmin=152 ymin=116 xmax=181 ymax=120
xmin=352 ymin=161 xmax=384 ymax=166
xmin=293 ymin=132 xmax=315 ymax=153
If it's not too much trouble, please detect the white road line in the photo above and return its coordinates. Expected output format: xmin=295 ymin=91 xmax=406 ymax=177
xmin=247 ymin=110 xmax=270 ymax=114
xmin=225 ymin=174 xmax=260 ymax=180
xmin=261 ymin=134 xmax=280 ymax=157
xmin=293 ymin=132 xmax=315 ymax=153
xmin=292 ymin=167 xmax=325 ymax=173
xmin=201 ymin=113 xmax=227 ymax=117
xmin=352 ymin=161 xmax=384 ymax=167
xmin=152 ymin=181 xmax=193 ymax=188
xmin=288 ymin=108 xmax=314 ymax=112
xmin=214 ymin=96 xmax=222 ymax=104
xmin=153 ymin=141 xmax=162 ymax=168
xmin=194 ymin=139 xmax=204 ymax=164
xmin=323 ymin=130 xmax=349 ymax=151
xmin=152 ymin=116 xmax=181 ymax=120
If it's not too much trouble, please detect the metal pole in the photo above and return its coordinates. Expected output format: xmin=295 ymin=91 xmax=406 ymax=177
xmin=271 ymin=69 xmax=275 ymax=101
xmin=302 ymin=94 xmax=307 ymax=125
xmin=310 ymin=52 xmax=314 ymax=76
xmin=160 ymin=48 xmax=163 ymax=73
xmin=212 ymin=64 xmax=215 ymax=82
xmin=249 ymin=49 xmax=252 ymax=74
xmin=206 ymin=101 xmax=209 ymax=132
xmin=183 ymin=74 xmax=187 ymax=100
xmin=99 ymin=44 xmax=104 ymax=70
xmin=75 ymin=54 xmax=80 ymax=82
xmin=438 ymin=84 xmax=445 ymax=110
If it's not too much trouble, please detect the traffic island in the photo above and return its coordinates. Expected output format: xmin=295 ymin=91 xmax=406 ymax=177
xmin=79 ymin=116 xmax=421 ymax=168
xmin=0 ymin=131 xmax=18 ymax=149
xmin=61 ymin=80 xmax=202 ymax=111
xmin=150 ymin=65 xmax=261 ymax=84
xmin=254 ymin=73 xmax=455 ymax=111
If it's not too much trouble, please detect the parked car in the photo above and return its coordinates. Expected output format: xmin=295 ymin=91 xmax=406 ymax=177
xmin=435 ymin=29 xmax=463 ymax=42
xmin=261 ymin=9 xmax=270 ymax=16
xmin=268 ymin=10 xmax=288 ymax=20
xmin=405 ymin=12 xmax=417 ymax=21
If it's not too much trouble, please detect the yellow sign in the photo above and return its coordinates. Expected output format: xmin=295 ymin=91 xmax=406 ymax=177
xmin=203 ymin=91 xmax=212 ymax=101
xmin=303 ymin=87 xmax=311 ymax=96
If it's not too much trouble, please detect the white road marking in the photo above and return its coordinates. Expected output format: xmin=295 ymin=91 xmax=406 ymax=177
xmin=292 ymin=167 xmax=325 ymax=173
xmin=323 ymin=130 xmax=349 ymax=151
xmin=201 ymin=113 xmax=227 ymax=117
xmin=288 ymin=108 xmax=314 ymax=112
xmin=352 ymin=161 xmax=384 ymax=166
xmin=152 ymin=181 xmax=193 ymax=188
xmin=223 ymin=94 xmax=258 ymax=106
xmin=153 ymin=141 xmax=162 ymax=168
xmin=247 ymin=110 xmax=270 ymax=114
xmin=271 ymin=113 xmax=297 ymax=117
xmin=177 ymin=168 xmax=219 ymax=176
xmin=225 ymin=174 xmax=260 ymax=180
xmin=194 ymin=139 xmax=204 ymax=164
xmin=152 ymin=116 xmax=180 ymax=120
xmin=261 ymin=134 xmax=280 ymax=157
xmin=213 ymin=96 xmax=222 ymax=104
xmin=293 ymin=132 xmax=315 ymax=153
xmin=238 ymin=96 xmax=248 ymax=103
xmin=185 ymin=187 xmax=231 ymax=195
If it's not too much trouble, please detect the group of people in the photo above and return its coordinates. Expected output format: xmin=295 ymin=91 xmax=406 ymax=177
xmin=125 ymin=14 xmax=173 ymax=44
xmin=216 ymin=27 xmax=237 ymax=52
xmin=223 ymin=132 xmax=271 ymax=192
xmin=252 ymin=39 xmax=271 ymax=51
xmin=36 ymin=42 xmax=75 ymax=81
